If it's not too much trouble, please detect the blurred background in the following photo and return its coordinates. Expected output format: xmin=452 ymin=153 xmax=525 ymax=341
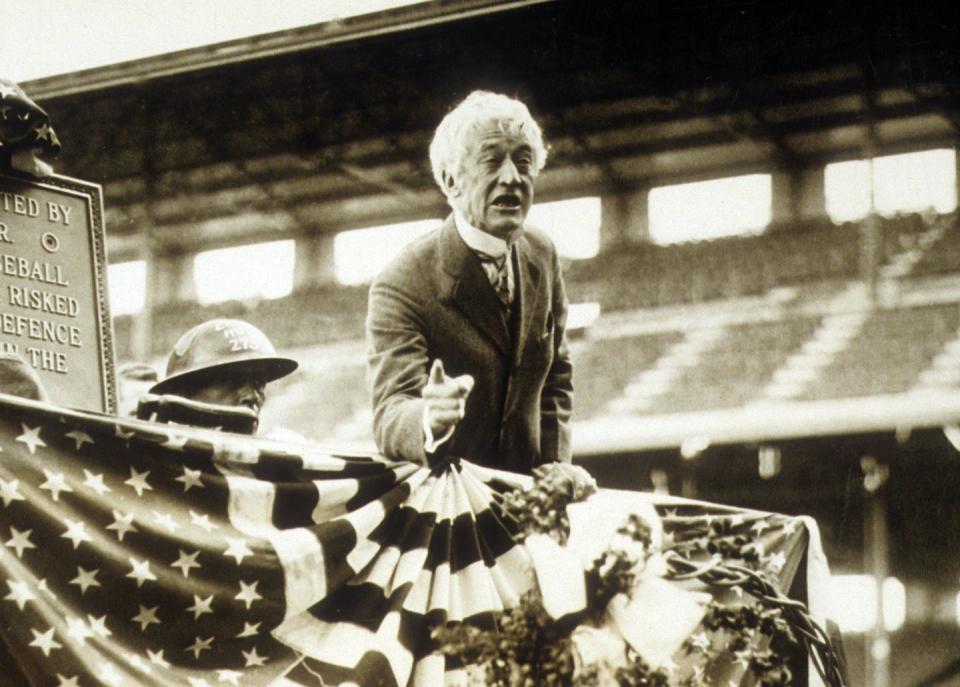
xmin=15 ymin=1 xmax=960 ymax=684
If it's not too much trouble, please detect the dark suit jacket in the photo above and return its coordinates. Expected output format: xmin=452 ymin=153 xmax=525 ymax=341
xmin=366 ymin=215 xmax=573 ymax=472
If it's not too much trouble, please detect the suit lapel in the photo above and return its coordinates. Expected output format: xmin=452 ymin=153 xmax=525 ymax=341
xmin=511 ymin=234 xmax=544 ymax=368
xmin=438 ymin=215 xmax=510 ymax=355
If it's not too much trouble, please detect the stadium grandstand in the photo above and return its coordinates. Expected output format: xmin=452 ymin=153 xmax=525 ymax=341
xmin=20 ymin=1 xmax=960 ymax=684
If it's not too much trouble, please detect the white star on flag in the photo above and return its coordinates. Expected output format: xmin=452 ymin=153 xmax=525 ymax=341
xmin=6 ymin=527 xmax=36 ymax=558
xmin=5 ymin=579 xmax=35 ymax=610
xmin=217 ymin=669 xmax=243 ymax=685
xmin=81 ymin=470 xmax=111 ymax=495
xmin=39 ymin=469 xmax=73 ymax=501
xmin=767 ymin=551 xmax=787 ymax=574
xmin=189 ymin=510 xmax=219 ymax=532
xmin=237 ymin=621 xmax=261 ymax=638
xmin=69 ymin=567 xmax=101 ymax=594
xmin=147 ymin=648 xmax=170 ymax=668
xmin=55 ymin=674 xmax=80 ymax=687
xmin=126 ymin=652 xmax=151 ymax=674
xmin=751 ymin=518 xmax=770 ymax=536
xmin=171 ymin=549 xmax=202 ymax=577
xmin=152 ymin=511 xmax=180 ymax=534
xmin=223 ymin=537 xmax=253 ymax=564
xmin=126 ymin=558 xmax=157 ymax=588
xmin=87 ymin=614 xmax=112 ymax=638
xmin=187 ymin=594 xmax=214 ymax=619
xmin=15 ymin=423 xmax=46 ymax=454
xmin=64 ymin=429 xmax=94 ymax=451
xmin=65 ymin=617 xmax=93 ymax=643
xmin=242 ymin=646 xmax=268 ymax=667
xmin=98 ymin=660 xmax=122 ymax=687
xmin=176 ymin=467 xmax=204 ymax=492
xmin=132 ymin=604 xmax=161 ymax=631
xmin=114 ymin=424 xmax=135 ymax=441
xmin=28 ymin=627 xmax=62 ymax=656
xmin=661 ymin=528 xmax=677 ymax=549
xmin=61 ymin=518 xmax=93 ymax=549
xmin=0 ymin=478 xmax=25 ymax=507
xmin=124 ymin=467 xmax=152 ymax=496
xmin=235 ymin=579 xmax=262 ymax=609
xmin=187 ymin=678 xmax=212 ymax=687
xmin=106 ymin=510 xmax=137 ymax=541
xmin=186 ymin=635 xmax=214 ymax=660
xmin=37 ymin=579 xmax=57 ymax=600
xmin=162 ymin=432 xmax=189 ymax=451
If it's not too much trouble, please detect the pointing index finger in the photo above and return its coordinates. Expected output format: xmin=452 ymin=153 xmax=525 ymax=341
xmin=429 ymin=359 xmax=446 ymax=385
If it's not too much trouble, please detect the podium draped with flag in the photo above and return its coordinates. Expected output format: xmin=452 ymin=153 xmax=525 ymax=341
xmin=0 ymin=394 xmax=836 ymax=686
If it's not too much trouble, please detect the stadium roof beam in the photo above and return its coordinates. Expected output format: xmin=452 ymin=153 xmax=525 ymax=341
xmin=21 ymin=0 xmax=557 ymax=100
xmin=172 ymin=76 xmax=317 ymax=241
xmin=299 ymin=55 xmax=431 ymax=205
xmin=671 ymin=93 xmax=800 ymax=170
xmin=545 ymin=111 xmax=629 ymax=195
xmin=904 ymin=85 xmax=960 ymax=138
xmin=101 ymin=94 xmax=941 ymax=201
xmin=334 ymin=162 xmax=426 ymax=207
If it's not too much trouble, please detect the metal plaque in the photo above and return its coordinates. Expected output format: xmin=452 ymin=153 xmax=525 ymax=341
xmin=0 ymin=171 xmax=115 ymax=412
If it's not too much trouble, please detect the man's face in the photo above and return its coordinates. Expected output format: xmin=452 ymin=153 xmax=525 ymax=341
xmin=187 ymin=370 xmax=267 ymax=419
xmin=446 ymin=119 xmax=536 ymax=239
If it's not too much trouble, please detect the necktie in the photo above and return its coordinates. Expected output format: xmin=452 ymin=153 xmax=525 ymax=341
xmin=478 ymin=251 xmax=512 ymax=309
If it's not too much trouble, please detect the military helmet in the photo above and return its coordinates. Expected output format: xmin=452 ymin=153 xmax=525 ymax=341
xmin=149 ymin=319 xmax=297 ymax=395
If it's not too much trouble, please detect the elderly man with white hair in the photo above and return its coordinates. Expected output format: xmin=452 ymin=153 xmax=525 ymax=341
xmin=366 ymin=90 xmax=573 ymax=473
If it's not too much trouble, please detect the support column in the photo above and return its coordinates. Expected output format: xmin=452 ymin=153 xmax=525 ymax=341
xmin=955 ymin=144 xmax=960 ymax=205
xmin=128 ymin=232 xmax=155 ymax=363
xmin=154 ymin=252 xmax=196 ymax=304
xmin=294 ymin=234 xmax=337 ymax=289
xmin=861 ymin=455 xmax=891 ymax=687
xmin=796 ymin=166 xmax=828 ymax=219
xmin=600 ymin=188 xmax=649 ymax=249
xmin=771 ymin=170 xmax=799 ymax=223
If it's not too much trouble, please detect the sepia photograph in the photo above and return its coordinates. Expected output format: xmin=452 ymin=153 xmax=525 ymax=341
xmin=1 ymin=1 xmax=959 ymax=685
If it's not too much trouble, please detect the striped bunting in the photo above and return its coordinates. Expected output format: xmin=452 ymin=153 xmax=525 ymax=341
xmin=0 ymin=394 xmax=536 ymax=686
xmin=0 ymin=394 xmax=823 ymax=686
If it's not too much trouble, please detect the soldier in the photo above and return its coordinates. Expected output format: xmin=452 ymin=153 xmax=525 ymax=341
xmin=142 ymin=319 xmax=297 ymax=435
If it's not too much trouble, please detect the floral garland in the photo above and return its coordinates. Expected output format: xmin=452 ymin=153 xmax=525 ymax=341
xmin=436 ymin=464 xmax=846 ymax=687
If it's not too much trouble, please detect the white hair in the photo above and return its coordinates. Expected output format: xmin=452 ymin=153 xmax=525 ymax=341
xmin=428 ymin=91 xmax=548 ymax=194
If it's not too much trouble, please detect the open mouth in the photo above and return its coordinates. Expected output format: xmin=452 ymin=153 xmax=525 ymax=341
xmin=491 ymin=195 xmax=522 ymax=209
xmin=241 ymin=400 xmax=260 ymax=414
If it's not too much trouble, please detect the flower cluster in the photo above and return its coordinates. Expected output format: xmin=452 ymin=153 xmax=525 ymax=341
xmin=499 ymin=463 xmax=597 ymax=545
xmin=676 ymin=601 xmax=797 ymax=686
xmin=437 ymin=470 xmax=845 ymax=687
xmin=585 ymin=513 xmax=652 ymax=624
xmin=439 ymin=465 xmax=670 ymax=686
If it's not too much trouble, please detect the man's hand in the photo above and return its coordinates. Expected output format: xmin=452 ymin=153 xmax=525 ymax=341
xmin=423 ymin=359 xmax=474 ymax=440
